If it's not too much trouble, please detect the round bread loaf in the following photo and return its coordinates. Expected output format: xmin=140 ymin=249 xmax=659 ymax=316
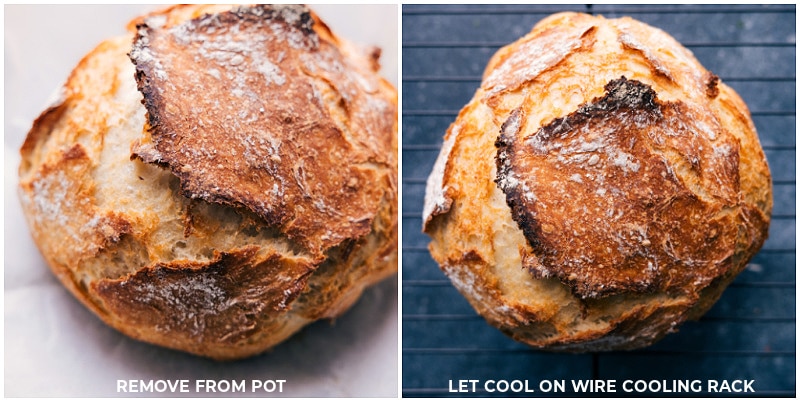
xmin=423 ymin=12 xmax=772 ymax=351
xmin=18 ymin=4 xmax=397 ymax=360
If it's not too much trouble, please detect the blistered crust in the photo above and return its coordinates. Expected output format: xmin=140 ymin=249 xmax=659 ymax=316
xmin=130 ymin=5 xmax=395 ymax=257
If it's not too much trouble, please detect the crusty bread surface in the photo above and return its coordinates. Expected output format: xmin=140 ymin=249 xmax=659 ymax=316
xmin=19 ymin=4 xmax=397 ymax=360
xmin=423 ymin=12 xmax=771 ymax=351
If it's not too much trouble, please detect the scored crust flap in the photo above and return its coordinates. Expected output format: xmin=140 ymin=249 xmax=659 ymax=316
xmin=93 ymin=246 xmax=316 ymax=345
xmin=129 ymin=5 xmax=396 ymax=258
xmin=496 ymin=77 xmax=742 ymax=299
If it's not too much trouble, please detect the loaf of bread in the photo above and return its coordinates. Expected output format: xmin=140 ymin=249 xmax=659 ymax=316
xmin=18 ymin=4 xmax=397 ymax=360
xmin=423 ymin=12 xmax=771 ymax=351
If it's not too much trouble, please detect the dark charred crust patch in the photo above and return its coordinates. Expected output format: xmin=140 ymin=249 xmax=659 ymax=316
xmin=128 ymin=5 xmax=395 ymax=258
xmin=230 ymin=5 xmax=315 ymax=36
xmin=495 ymin=107 xmax=543 ymax=250
xmin=495 ymin=77 xmax=741 ymax=299
xmin=705 ymin=72 xmax=720 ymax=99
xmin=93 ymin=246 xmax=316 ymax=345
xmin=581 ymin=77 xmax=659 ymax=115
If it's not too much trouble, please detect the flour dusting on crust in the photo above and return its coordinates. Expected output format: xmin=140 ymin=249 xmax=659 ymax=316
xmin=496 ymin=77 xmax=742 ymax=299
xmin=423 ymin=124 xmax=459 ymax=227
xmin=129 ymin=5 xmax=394 ymax=257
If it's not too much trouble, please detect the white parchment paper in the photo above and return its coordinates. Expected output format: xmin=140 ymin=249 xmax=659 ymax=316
xmin=4 ymin=4 xmax=398 ymax=397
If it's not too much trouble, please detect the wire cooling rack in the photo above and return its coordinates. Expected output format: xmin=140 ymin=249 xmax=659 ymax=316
xmin=401 ymin=4 xmax=795 ymax=397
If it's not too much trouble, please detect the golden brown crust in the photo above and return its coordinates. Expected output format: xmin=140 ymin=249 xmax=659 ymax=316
xmin=496 ymin=77 xmax=742 ymax=299
xmin=424 ymin=12 xmax=772 ymax=351
xmin=482 ymin=19 xmax=597 ymax=102
xmin=93 ymin=246 xmax=315 ymax=353
xmin=19 ymin=143 xmax=132 ymax=266
xmin=130 ymin=5 xmax=395 ymax=258
xmin=18 ymin=4 xmax=397 ymax=360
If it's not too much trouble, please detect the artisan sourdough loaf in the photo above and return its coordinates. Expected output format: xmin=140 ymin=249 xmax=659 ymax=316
xmin=19 ymin=4 xmax=397 ymax=360
xmin=423 ymin=12 xmax=771 ymax=351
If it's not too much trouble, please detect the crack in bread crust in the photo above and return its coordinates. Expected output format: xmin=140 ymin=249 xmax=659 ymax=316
xmin=93 ymin=246 xmax=315 ymax=346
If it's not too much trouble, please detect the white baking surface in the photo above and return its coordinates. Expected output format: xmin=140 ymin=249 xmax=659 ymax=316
xmin=4 ymin=4 xmax=398 ymax=397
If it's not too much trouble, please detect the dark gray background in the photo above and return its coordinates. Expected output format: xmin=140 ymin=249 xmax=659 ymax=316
xmin=402 ymin=4 xmax=795 ymax=397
